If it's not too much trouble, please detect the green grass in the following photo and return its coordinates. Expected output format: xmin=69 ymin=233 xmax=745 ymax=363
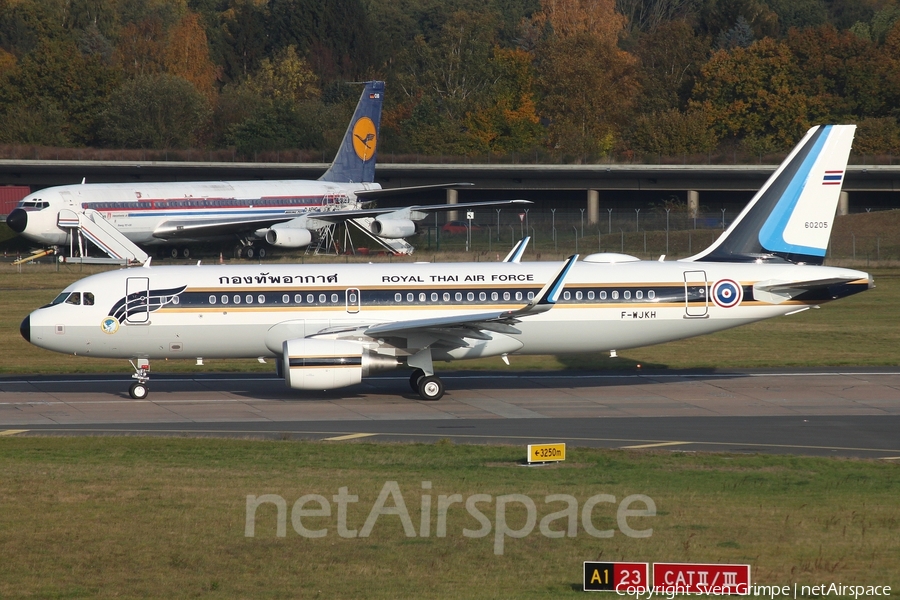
xmin=0 ymin=437 xmax=897 ymax=599
xmin=2 ymin=262 xmax=898 ymax=375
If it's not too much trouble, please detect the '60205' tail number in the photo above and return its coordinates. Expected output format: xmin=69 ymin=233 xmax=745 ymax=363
xmin=805 ymin=221 xmax=829 ymax=229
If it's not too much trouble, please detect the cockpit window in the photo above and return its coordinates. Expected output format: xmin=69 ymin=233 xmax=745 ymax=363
xmin=65 ymin=292 xmax=82 ymax=305
xmin=83 ymin=292 xmax=94 ymax=305
xmin=18 ymin=200 xmax=48 ymax=209
xmin=50 ymin=292 xmax=71 ymax=306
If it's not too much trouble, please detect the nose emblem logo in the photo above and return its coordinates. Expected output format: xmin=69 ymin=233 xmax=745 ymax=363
xmin=101 ymin=316 xmax=120 ymax=334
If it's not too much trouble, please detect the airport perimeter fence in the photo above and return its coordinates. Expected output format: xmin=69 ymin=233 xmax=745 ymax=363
xmin=418 ymin=210 xmax=900 ymax=263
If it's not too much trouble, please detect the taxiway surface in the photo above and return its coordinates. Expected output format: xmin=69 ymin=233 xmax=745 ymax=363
xmin=1 ymin=370 xmax=898 ymax=458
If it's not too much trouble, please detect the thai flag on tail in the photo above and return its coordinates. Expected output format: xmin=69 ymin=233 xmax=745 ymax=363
xmin=823 ymin=170 xmax=844 ymax=185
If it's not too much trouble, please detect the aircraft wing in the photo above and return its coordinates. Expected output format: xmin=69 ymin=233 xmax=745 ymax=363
xmin=152 ymin=214 xmax=298 ymax=240
xmin=354 ymin=183 xmax=474 ymax=199
xmin=308 ymin=199 xmax=533 ymax=223
xmin=362 ymin=254 xmax=578 ymax=340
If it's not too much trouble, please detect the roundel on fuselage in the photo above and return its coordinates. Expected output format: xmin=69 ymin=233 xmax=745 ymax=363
xmin=711 ymin=279 xmax=743 ymax=308
xmin=352 ymin=117 xmax=377 ymax=161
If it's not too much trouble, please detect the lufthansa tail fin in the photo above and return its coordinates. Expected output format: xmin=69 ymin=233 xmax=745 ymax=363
xmin=686 ymin=125 xmax=856 ymax=265
xmin=319 ymin=81 xmax=384 ymax=183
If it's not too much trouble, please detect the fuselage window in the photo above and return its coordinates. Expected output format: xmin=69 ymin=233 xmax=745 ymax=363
xmin=395 ymin=293 xmax=402 ymax=302
xmin=246 ymin=294 xmax=253 ymax=304
xmin=599 ymin=291 xmax=607 ymax=300
xmin=83 ymin=292 xmax=95 ymax=305
xmin=307 ymin=294 xmax=314 ymax=304
xmin=431 ymin=293 xmax=438 ymax=302
xmin=636 ymin=290 xmax=643 ymax=300
xmin=503 ymin=291 xmax=510 ymax=301
xmin=169 ymin=296 xmax=178 ymax=305
xmin=648 ymin=290 xmax=656 ymax=299
xmin=491 ymin=291 xmax=498 ymax=301
xmin=575 ymin=291 xmax=582 ymax=300
xmin=319 ymin=294 xmax=327 ymax=304
xmin=349 ymin=292 xmax=357 ymax=303
xmin=209 ymin=295 xmax=216 ymax=305
xmin=221 ymin=295 xmax=229 ymax=305
xmin=331 ymin=293 xmax=339 ymax=303
xmin=258 ymin=295 xmax=265 ymax=304
xmin=527 ymin=291 xmax=535 ymax=300
xmin=282 ymin=294 xmax=290 ymax=304
xmin=467 ymin=292 xmax=475 ymax=302
xmin=623 ymin=290 xmax=631 ymax=300
xmin=419 ymin=293 xmax=426 ymax=302
xmin=563 ymin=291 xmax=571 ymax=301
xmin=233 ymin=295 xmax=241 ymax=304
xmin=407 ymin=293 xmax=414 ymax=302
xmin=443 ymin=292 xmax=450 ymax=302
xmin=455 ymin=292 xmax=462 ymax=302
xmin=65 ymin=292 xmax=81 ymax=305
xmin=588 ymin=290 xmax=595 ymax=300
xmin=294 ymin=294 xmax=302 ymax=303
xmin=515 ymin=291 xmax=523 ymax=301
xmin=479 ymin=292 xmax=486 ymax=301
xmin=612 ymin=291 xmax=619 ymax=300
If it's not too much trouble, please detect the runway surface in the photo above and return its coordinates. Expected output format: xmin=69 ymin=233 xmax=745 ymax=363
xmin=1 ymin=369 xmax=899 ymax=458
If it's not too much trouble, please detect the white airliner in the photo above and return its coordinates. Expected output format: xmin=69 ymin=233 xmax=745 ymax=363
xmin=5 ymin=80 xmax=519 ymax=259
xmin=21 ymin=125 xmax=870 ymax=401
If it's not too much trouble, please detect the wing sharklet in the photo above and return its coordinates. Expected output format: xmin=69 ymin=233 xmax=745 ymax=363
xmin=502 ymin=237 xmax=530 ymax=263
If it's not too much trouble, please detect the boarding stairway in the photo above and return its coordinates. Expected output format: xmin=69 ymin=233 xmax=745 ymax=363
xmin=57 ymin=209 xmax=149 ymax=265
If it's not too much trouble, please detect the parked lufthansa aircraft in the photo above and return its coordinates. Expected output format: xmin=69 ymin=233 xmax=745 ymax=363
xmin=5 ymin=80 xmax=518 ymax=259
xmin=21 ymin=125 xmax=869 ymax=401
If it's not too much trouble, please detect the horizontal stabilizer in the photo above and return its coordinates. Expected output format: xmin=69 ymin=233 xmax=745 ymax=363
xmin=753 ymin=276 xmax=873 ymax=304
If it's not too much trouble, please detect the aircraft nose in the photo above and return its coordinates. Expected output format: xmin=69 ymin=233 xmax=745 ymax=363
xmin=6 ymin=208 xmax=27 ymax=233
xmin=20 ymin=315 xmax=30 ymax=343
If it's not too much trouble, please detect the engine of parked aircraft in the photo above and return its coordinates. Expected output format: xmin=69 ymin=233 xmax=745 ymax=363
xmin=282 ymin=338 xmax=398 ymax=390
xmin=264 ymin=225 xmax=313 ymax=248
xmin=370 ymin=217 xmax=415 ymax=239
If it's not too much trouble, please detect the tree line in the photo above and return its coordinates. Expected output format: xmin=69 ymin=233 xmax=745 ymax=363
xmin=1 ymin=0 xmax=899 ymax=162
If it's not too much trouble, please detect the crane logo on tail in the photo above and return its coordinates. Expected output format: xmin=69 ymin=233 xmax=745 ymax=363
xmin=352 ymin=117 xmax=377 ymax=161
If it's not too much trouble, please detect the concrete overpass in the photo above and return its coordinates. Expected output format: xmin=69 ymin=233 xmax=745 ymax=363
xmin=1 ymin=160 xmax=897 ymax=221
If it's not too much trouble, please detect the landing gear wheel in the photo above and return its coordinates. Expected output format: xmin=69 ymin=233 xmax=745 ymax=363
xmin=257 ymin=246 xmax=266 ymax=259
xmin=409 ymin=369 xmax=425 ymax=393
xmin=170 ymin=247 xmax=179 ymax=259
xmin=234 ymin=245 xmax=243 ymax=259
xmin=245 ymin=246 xmax=255 ymax=259
xmin=417 ymin=375 xmax=444 ymax=401
xmin=129 ymin=382 xmax=148 ymax=400
xmin=181 ymin=247 xmax=190 ymax=259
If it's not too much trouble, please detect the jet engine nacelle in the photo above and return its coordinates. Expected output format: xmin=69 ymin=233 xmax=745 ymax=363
xmin=282 ymin=338 xmax=398 ymax=390
xmin=265 ymin=225 xmax=313 ymax=248
xmin=370 ymin=218 xmax=415 ymax=239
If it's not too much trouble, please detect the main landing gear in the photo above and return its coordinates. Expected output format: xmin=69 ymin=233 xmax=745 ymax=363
xmin=234 ymin=243 xmax=267 ymax=259
xmin=409 ymin=368 xmax=445 ymax=401
xmin=129 ymin=358 xmax=150 ymax=399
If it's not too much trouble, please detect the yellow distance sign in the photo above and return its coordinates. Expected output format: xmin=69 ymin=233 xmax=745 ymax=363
xmin=352 ymin=117 xmax=377 ymax=161
xmin=527 ymin=443 xmax=566 ymax=464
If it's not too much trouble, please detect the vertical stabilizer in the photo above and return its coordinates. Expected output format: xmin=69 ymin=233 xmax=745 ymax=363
xmin=319 ymin=81 xmax=384 ymax=183
xmin=686 ymin=124 xmax=856 ymax=265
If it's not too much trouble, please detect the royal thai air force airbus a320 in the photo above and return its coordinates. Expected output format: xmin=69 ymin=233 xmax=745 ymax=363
xmin=5 ymin=80 xmax=522 ymax=260
xmin=21 ymin=125 xmax=870 ymax=401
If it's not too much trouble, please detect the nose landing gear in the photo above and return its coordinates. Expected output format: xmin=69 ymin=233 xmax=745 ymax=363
xmin=129 ymin=358 xmax=150 ymax=399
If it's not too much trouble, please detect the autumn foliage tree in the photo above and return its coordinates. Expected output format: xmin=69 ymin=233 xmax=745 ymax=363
xmin=164 ymin=12 xmax=217 ymax=103
xmin=533 ymin=0 xmax=639 ymax=157
xmin=690 ymin=38 xmax=816 ymax=151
